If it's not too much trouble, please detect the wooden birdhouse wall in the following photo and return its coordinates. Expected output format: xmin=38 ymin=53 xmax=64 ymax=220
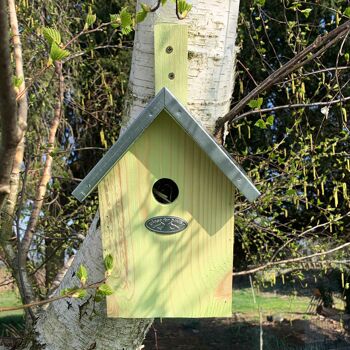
xmin=98 ymin=110 xmax=234 ymax=318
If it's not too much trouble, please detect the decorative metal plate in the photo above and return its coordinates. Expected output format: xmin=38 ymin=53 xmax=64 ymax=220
xmin=145 ymin=216 xmax=188 ymax=234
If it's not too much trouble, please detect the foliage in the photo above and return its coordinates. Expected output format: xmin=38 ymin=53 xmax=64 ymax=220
xmin=231 ymin=0 xmax=350 ymax=283
xmin=3 ymin=0 xmax=132 ymax=298
xmin=1 ymin=0 xmax=350 ymax=342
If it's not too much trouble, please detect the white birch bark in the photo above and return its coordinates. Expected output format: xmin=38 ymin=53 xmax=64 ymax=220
xmin=31 ymin=213 xmax=152 ymax=350
xmin=30 ymin=1 xmax=241 ymax=349
xmin=127 ymin=0 xmax=241 ymax=134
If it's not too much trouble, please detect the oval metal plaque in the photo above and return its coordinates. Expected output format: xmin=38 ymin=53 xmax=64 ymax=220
xmin=145 ymin=216 xmax=188 ymax=234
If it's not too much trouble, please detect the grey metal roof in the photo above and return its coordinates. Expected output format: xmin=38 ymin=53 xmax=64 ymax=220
xmin=72 ymin=88 xmax=260 ymax=202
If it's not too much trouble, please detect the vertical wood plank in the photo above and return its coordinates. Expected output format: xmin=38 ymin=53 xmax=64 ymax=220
xmin=154 ymin=24 xmax=188 ymax=105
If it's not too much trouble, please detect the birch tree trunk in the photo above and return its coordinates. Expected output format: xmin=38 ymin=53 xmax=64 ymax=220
xmin=27 ymin=1 xmax=241 ymax=349
xmin=127 ymin=0 xmax=240 ymax=133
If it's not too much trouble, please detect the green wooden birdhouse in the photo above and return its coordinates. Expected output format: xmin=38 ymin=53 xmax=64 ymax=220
xmin=72 ymin=24 xmax=260 ymax=318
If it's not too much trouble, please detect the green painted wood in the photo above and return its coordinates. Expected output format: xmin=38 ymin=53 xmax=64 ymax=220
xmin=98 ymin=111 xmax=234 ymax=318
xmin=154 ymin=23 xmax=188 ymax=105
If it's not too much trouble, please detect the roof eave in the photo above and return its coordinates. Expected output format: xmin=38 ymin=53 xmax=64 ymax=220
xmin=72 ymin=88 xmax=261 ymax=203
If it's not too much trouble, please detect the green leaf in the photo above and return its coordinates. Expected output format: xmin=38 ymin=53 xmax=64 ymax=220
xmin=84 ymin=8 xmax=97 ymax=30
xmin=97 ymin=283 xmax=114 ymax=296
xmin=344 ymin=7 xmax=350 ymax=17
xmin=254 ymin=0 xmax=265 ymax=6
xmin=301 ymin=8 xmax=312 ymax=18
xmin=136 ymin=10 xmax=148 ymax=24
xmin=120 ymin=7 xmax=133 ymax=35
xmin=141 ymin=3 xmax=151 ymax=12
xmin=104 ymin=254 xmax=114 ymax=275
xmin=161 ymin=0 xmax=167 ymax=4
xmin=61 ymin=287 xmax=87 ymax=299
xmin=49 ymin=42 xmax=69 ymax=62
xmin=72 ymin=289 xmax=88 ymax=299
xmin=266 ymin=115 xmax=274 ymax=126
xmin=286 ymin=188 xmax=297 ymax=196
xmin=94 ymin=294 xmax=104 ymax=302
xmin=77 ymin=264 xmax=88 ymax=285
xmin=60 ymin=287 xmax=73 ymax=296
xmin=110 ymin=14 xmax=120 ymax=29
xmin=345 ymin=53 xmax=349 ymax=63
xmin=248 ymin=97 xmax=263 ymax=109
xmin=12 ymin=76 xmax=24 ymax=88
xmin=177 ymin=0 xmax=192 ymax=18
xmin=60 ymin=286 xmax=79 ymax=296
xmin=254 ymin=119 xmax=267 ymax=129
xmin=43 ymin=27 xmax=61 ymax=45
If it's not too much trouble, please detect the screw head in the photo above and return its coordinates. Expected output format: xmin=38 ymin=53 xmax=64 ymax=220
xmin=166 ymin=46 xmax=173 ymax=54
xmin=168 ymin=72 xmax=175 ymax=80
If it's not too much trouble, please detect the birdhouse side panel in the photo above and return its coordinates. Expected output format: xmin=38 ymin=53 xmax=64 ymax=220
xmin=98 ymin=111 xmax=234 ymax=317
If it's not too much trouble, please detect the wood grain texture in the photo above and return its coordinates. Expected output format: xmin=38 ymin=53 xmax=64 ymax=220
xmin=154 ymin=23 xmax=188 ymax=104
xmin=98 ymin=111 xmax=234 ymax=318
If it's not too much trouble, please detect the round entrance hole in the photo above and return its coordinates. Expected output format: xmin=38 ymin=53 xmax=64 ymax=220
xmin=152 ymin=178 xmax=179 ymax=204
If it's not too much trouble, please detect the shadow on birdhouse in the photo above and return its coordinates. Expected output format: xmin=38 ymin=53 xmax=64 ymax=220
xmin=72 ymin=88 xmax=260 ymax=318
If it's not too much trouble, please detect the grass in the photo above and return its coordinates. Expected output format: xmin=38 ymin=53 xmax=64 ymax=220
xmin=0 ymin=290 xmax=24 ymax=336
xmin=0 ymin=290 xmax=23 ymax=316
xmin=233 ymin=287 xmax=311 ymax=319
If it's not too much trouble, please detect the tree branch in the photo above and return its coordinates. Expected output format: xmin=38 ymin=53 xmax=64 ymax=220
xmin=0 ymin=277 xmax=106 ymax=313
xmin=233 ymin=241 xmax=350 ymax=276
xmin=0 ymin=0 xmax=19 ymax=209
xmin=214 ymin=19 xmax=350 ymax=136
xmin=20 ymin=62 xmax=64 ymax=301
xmin=232 ymin=95 xmax=350 ymax=123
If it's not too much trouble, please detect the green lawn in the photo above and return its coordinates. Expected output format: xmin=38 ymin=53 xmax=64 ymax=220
xmin=0 ymin=290 xmax=23 ymax=316
xmin=0 ymin=290 xmax=24 ymax=336
xmin=233 ymin=288 xmax=311 ymax=319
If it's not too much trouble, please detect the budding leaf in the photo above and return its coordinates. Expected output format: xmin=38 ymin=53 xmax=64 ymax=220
xmin=97 ymin=284 xmax=114 ymax=296
xmin=104 ymin=254 xmax=114 ymax=276
xmin=110 ymin=14 xmax=120 ymax=29
xmin=177 ymin=0 xmax=192 ymax=18
xmin=77 ymin=264 xmax=88 ymax=285
xmin=72 ymin=289 xmax=88 ymax=299
xmin=266 ymin=115 xmax=274 ymax=126
xmin=301 ymin=8 xmax=312 ymax=18
xmin=13 ymin=76 xmax=24 ymax=88
xmin=60 ymin=286 xmax=79 ymax=296
xmin=49 ymin=42 xmax=69 ymax=62
xmin=248 ymin=97 xmax=263 ymax=109
xmin=136 ymin=10 xmax=147 ymax=23
xmin=254 ymin=119 xmax=267 ymax=129
xmin=120 ymin=7 xmax=133 ymax=35
xmin=43 ymin=27 xmax=61 ymax=45
xmin=85 ymin=8 xmax=97 ymax=29
xmin=141 ymin=3 xmax=151 ymax=12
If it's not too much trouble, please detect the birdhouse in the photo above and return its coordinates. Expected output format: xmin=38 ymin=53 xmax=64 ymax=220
xmin=72 ymin=24 xmax=260 ymax=318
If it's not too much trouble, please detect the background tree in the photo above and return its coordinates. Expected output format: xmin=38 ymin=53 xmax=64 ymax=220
xmin=1 ymin=0 xmax=350 ymax=348
xmin=0 ymin=0 xmax=242 ymax=348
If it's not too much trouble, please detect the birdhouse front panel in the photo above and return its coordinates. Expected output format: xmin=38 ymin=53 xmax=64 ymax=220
xmin=98 ymin=110 xmax=234 ymax=318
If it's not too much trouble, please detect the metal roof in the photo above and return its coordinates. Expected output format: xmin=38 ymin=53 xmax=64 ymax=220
xmin=72 ymin=88 xmax=260 ymax=202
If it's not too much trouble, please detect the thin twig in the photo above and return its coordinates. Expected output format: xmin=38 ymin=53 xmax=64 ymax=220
xmin=214 ymin=19 xmax=350 ymax=136
xmin=233 ymin=241 xmax=350 ymax=276
xmin=0 ymin=278 xmax=106 ymax=313
xmin=20 ymin=62 xmax=64 ymax=281
xmin=232 ymin=95 xmax=350 ymax=123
